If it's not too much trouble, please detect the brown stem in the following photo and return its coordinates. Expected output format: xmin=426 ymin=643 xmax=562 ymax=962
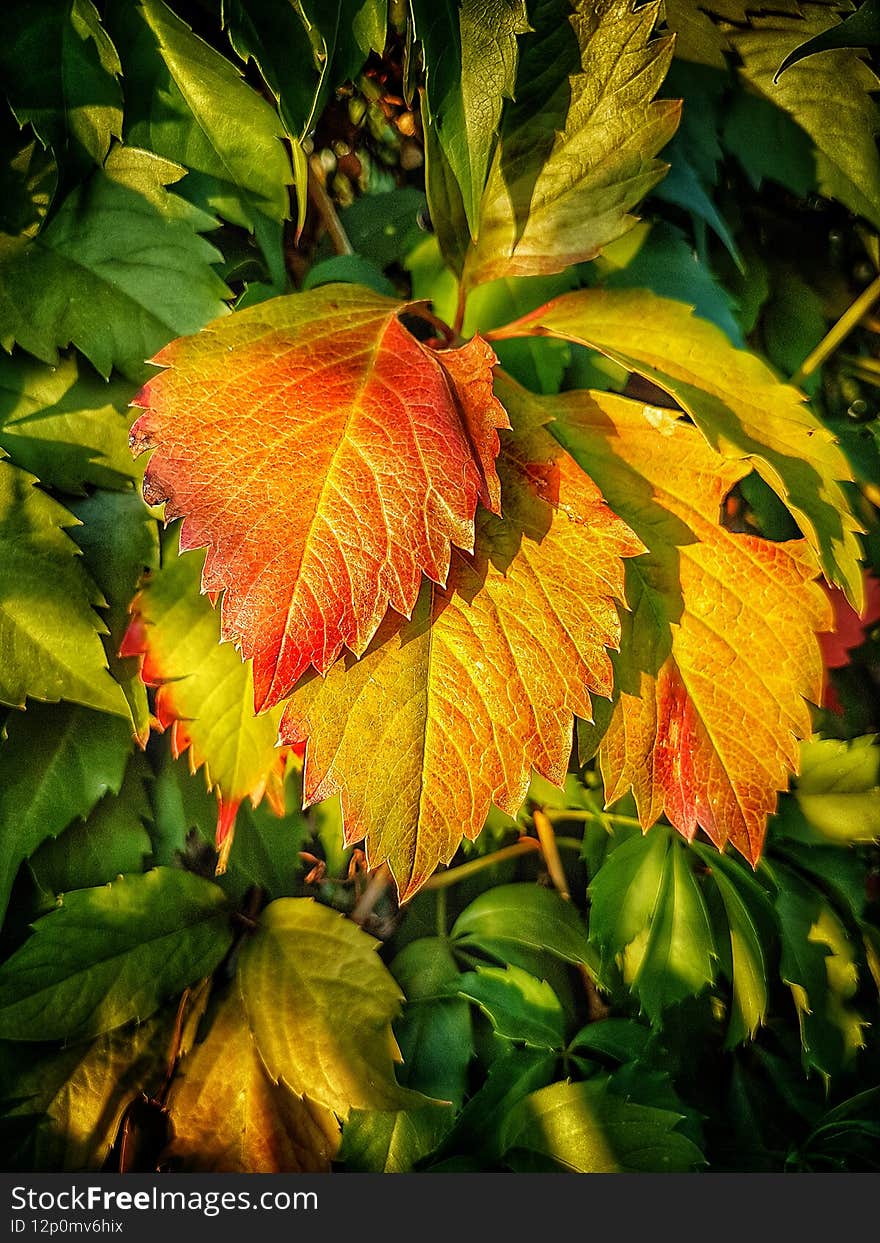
xmin=532 ymin=808 xmax=571 ymax=901
xmin=350 ymin=863 xmax=392 ymax=924
xmin=307 ymin=160 xmax=353 ymax=256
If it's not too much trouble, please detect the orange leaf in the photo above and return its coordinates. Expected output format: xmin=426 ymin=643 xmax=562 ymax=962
xmin=546 ymin=388 xmax=833 ymax=865
xmin=279 ymin=406 xmax=641 ymax=900
xmin=130 ymin=285 xmax=509 ymax=711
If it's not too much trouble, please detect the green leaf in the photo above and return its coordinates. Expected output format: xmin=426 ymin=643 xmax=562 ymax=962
xmin=457 ymin=0 xmax=679 ymax=290
xmin=428 ymin=1047 xmax=556 ymax=1167
xmin=787 ymin=736 xmax=880 ymax=846
xmin=0 ymin=702 xmax=132 ymax=927
xmin=391 ymin=938 xmax=473 ymax=1106
xmin=0 ymin=123 xmax=56 ymax=241
xmin=413 ymin=0 xmax=529 ymax=237
xmin=457 ymin=964 xmax=565 ymax=1049
xmin=0 ymin=460 xmax=129 ymax=717
xmin=0 ymin=0 xmax=122 ymax=176
xmin=501 ymin=1078 xmax=704 ymax=1172
xmin=0 ymin=144 xmax=230 ymax=381
xmin=590 ymin=827 xmax=716 ymax=1021
xmin=777 ymin=0 xmax=880 ymax=76
xmin=302 ymin=255 xmax=396 ymax=297
xmin=0 ymin=352 xmax=137 ymax=494
xmin=774 ymin=863 xmax=867 ymax=1078
xmin=147 ymin=740 xmax=217 ymax=868
xmin=110 ymin=0 xmax=291 ymax=238
xmin=504 ymin=287 xmax=863 ymax=607
xmin=339 ymin=1106 xmax=449 ymax=1173
xmin=28 ymin=753 xmax=153 ymax=898
xmin=694 ymin=846 xmax=773 ymax=1045
xmin=69 ymin=487 xmax=160 ymax=741
xmin=0 ymin=869 xmax=232 ymax=1041
xmin=219 ymin=795 xmax=309 ymax=904
xmin=339 ymin=188 xmax=427 ymax=267
xmin=0 ymin=1013 xmax=170 ymax=1172
xmin=237 ymin=897 xmax=428 ymax=1116
xmin=629 ymin=839 xmax=716 ymax=1022
xmin=588 ymin=826 xmax=669 ymax=966
xmin=222 ymin=0 xmax=317 ymax=139
xmin=567 ymin=1017 xmax=654 ymax=1067
xmin=730 ymin=8 xmax=880 ymax=229
xmin=451 ymin=883 xmax=596 ymax=968
xmin=222 ymin=0 xmax=385 ymax=234
xmin=165 ymin=989 xmax=338 ymax=1172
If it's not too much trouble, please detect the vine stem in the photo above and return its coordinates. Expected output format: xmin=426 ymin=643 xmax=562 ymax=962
xmin=307 ymin=160 xmax=353 ymax=256
xmin=423 ymin=837 xmax=542 ymax=889
xmin=542 ymin=807 xmax=644 ymax=831
xmin=792 ymin=272 xmax=880 ymax=386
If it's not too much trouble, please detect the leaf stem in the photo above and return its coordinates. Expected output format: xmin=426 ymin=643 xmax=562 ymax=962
xmin=533 ymin=808 xmax=571 ymax=900
xmin=452 ymin=281 xmax=467 ymax=337
xmin=435 ymin=885 xmax=448 ymax=937
xmin=423 ymin=837 xmax=542 ymax=889
xmin=792 ymin=273 xmax=880 ymax=386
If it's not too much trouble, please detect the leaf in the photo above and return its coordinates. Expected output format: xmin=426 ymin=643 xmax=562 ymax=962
xmin=0 ymin=352 xmax=137 ymax=494
xmin=730 ymin=6 xmax=880 ymax=230
xmin=0 ymin=869 xmax=232 ymax=1041
xmin=501 ymin=1078 xmax=704 ymax=1172
xmin=237 ymin=897 xmax=428 ymax=1116
xmin=222 ymin=0 xmax=386 ymax=233
xmin=339 ymin=188 xmax=428 ymax=267
xmin=456 ymin=0 xmax=680 ymax=290
xmin=541 ymin=386 xmax=832 ymax=863
xmin=591 ymin=221 xmax=743 ymax=347
xmin=110 ymin=0 xmax=292 ymax=267
xmin=428 ymin=1046 xmax=556 ymax=1167
xmin=494 ymin=287 xmax=863 ymax=607
xmin=28 ymin=752 xmax=153 ymax=898
xmin=131 ymin=284 xmax=510 ymax=712
xmin=302 ymin=254 xmax=397 ymax=297
xmin=451 ymin=883 xmax=595 ymax=968
xmin=69 ymin=487 xmax=160 ymax=742
xmin=0 ymin=1014 xmax=169 ymax=1172
xmin=413 ymin=0 xmax=530 ymax=237
xmin=391 ymin=938 xmax=473 ymax=1105
xmin=0 ymin=0 xmax=122 ymax=176
xmin=0 ymin=123 xmax=56 ymax=241
xmin=121 ymin=539 xmax=289 ymax=862
xmin=693 ymin=845 xmax=774 ymax=1044
xmin=776 ymin=0 xmax=880 ymax=76
xmin=457 ymin=964 xmax=566 ymax=1049
xmin=0 ymin=460 xmax=129 ymax=718
xmin=165 ymin=989 xmax=339 ymax=1173
xmin=339 ymin=1107 xmax=450 ymax=1173
xmin=774 ymin=864 xmax=868 ymax=1077
xmin=589 ymin=827 xmax=716 ymax=1020
xmin=0 ymin=145 xmax=230 ymax=382
xmin=279 ymin=413 xmax=639 ymax=898
xmin=774 ymin=736 xmax=880 ymax=847
xmin=0 ymin=703 xmax=132 ymax=927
